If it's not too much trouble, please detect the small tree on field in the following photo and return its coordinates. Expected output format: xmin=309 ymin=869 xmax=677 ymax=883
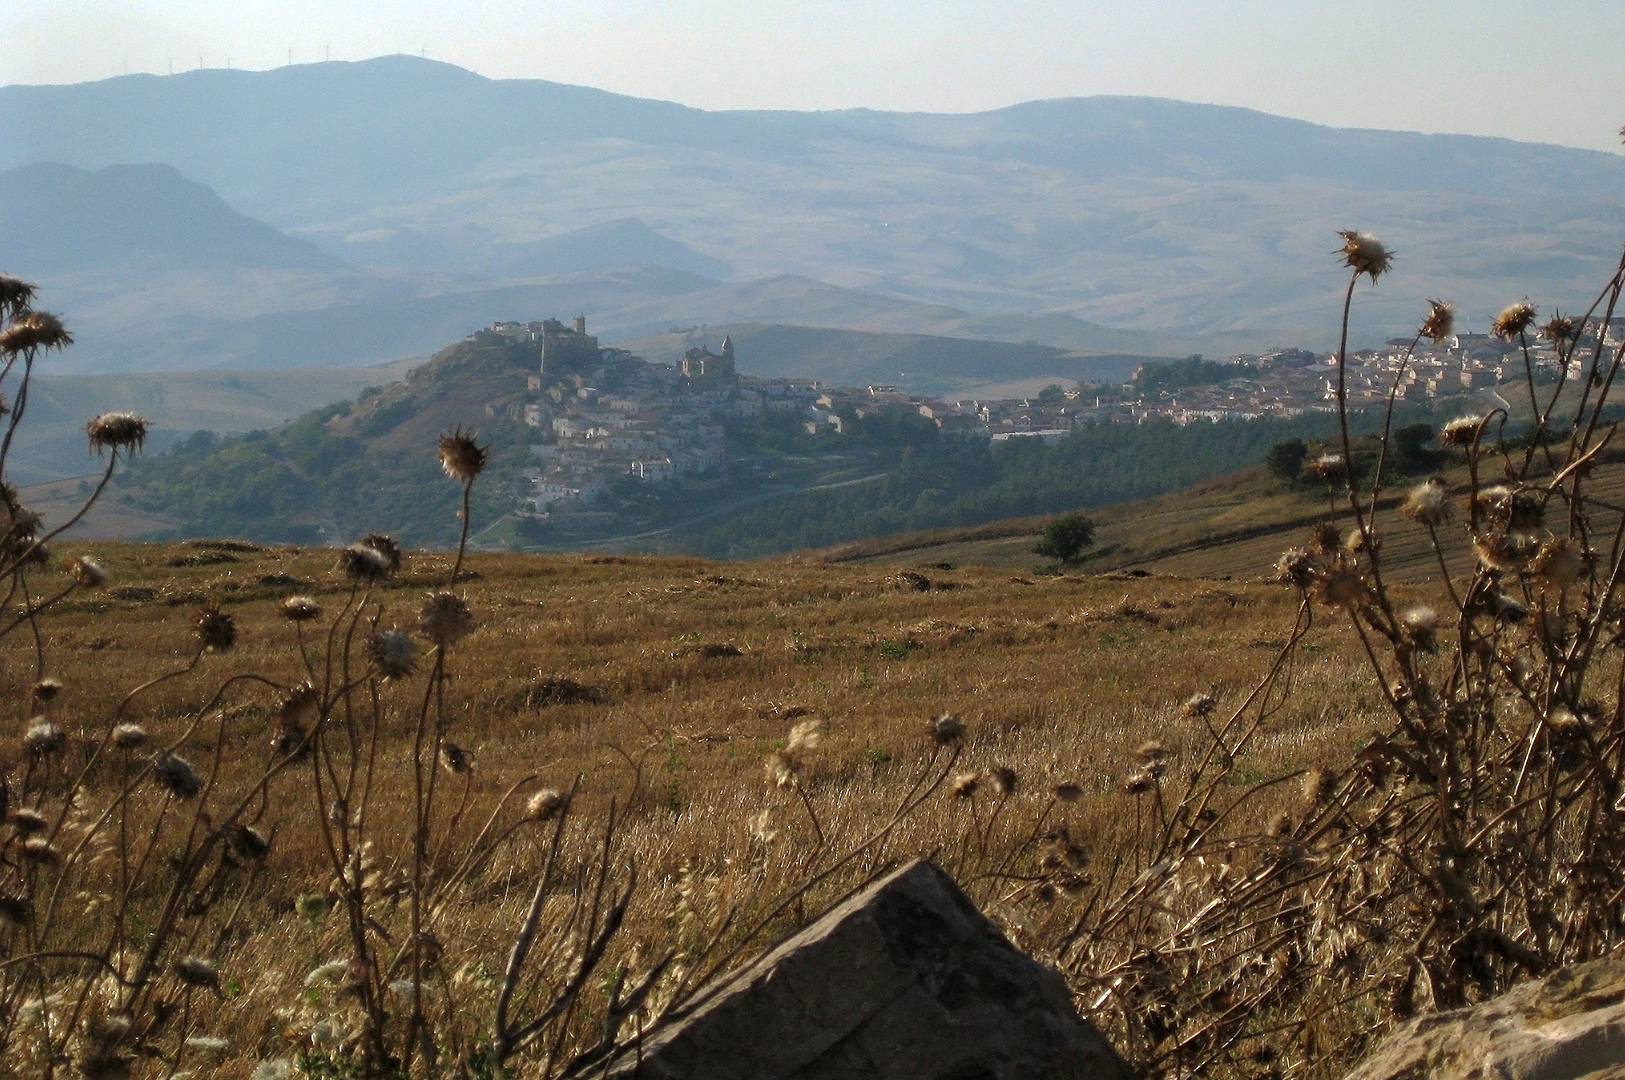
xmin=1266 ymin=436 xmax=1309 ymax=479
xmin=1033 ymin=512 xmax=1095 ymax=563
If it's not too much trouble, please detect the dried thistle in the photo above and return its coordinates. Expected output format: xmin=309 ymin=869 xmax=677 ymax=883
xmin=1309 ymin=521 xmax=1342 ymax=554
xmin=152 ymin=753 xmax=204 ymax=799
xmin=281 ymin=595 xmax=322 ymax=622
xmin=951 ymin=772 xmax=981 ymax=799
xmin=1307 ymin=453 xmax=1347 ymax=482
xmin=30 ymin=677 xmax=61 ymax=701
xmin=0 ymin=274 xmax=36 ymax=318
xmin=22 ymin=838 xmax=59 ymax=864
xmin=438 ymin=427 xmax=489 ymax=481
xmin=0 ymin=892 xmax=32 ymax=926
xmin=1542 ymin=312 xmax=1577 ymax=344
xmin=280 ymin=683 xmax=320 ymax=729
xmin=67 ymin=555 xmax=107 ymax=588
xmin=1419 ymin=300 xmax=1455 ymax=342
xmin=1401 ymin=606 xmax=1440 ymax=651
xmin=988 ymin=766 xmax=1018 ymax=796
xmin=765 ymin=751 xmax=796 ymax=788
xmin=526 ymin=788 xmax=566 ymax=821
xmin=1053 ymin=781 xmax=1084 ymax=803
xmin=1336 ymin=231 xmax=1393 ymax=282
xmin=1492 ymin=299 xmax=1538 ymax=340
xmin=1438 ymin=415 xmax=1484 ymax=447
xmin=0 ymin=311 xmax=72 ymax=354
xmin=1401 ymin=480 xmax=1452 ymax=527
xmin=786 ymin=718 xmax=823 ymax=755
xmin=366 ymin=628 xmax=417 ymax=680
xmin=1534 ymin=539 xmax=1588 ymax=589
xmin=1276 ymin=547 xmax=1319 ymax=588
xmin=196 ymin=602 xmax=236 ymax=652
xmin=85 ymin=411 xmax=148 ymax=455
xmin=1301 ymin=766 xmax=1334 ymax=806
xmin=419 ymin=591 xmax=474 ymax=646
xmin=225 ymin=824 xmax=271 ymax=860
xmin=174 ymin=956 xmax=220 ymax=990
xmin=359 ymin=532 xmax=403 ymax=572
xmin=1315 ymin=567 xmax=1365 ymax=608
xmin=338 ymin=543 xmax=393 ymax=583
xmin=111 ymin=723 xmax=148 ymax=750
xmin=10 ymin=808 xmax=48 ymax=835
xmin=928 ymin=713 xmax=964 ymax=744
xmin=23 ymin=718 xmax=65 ymax=756
xmin=439 ymin=741 xmax=473 ymax=775
xmin=1138 ymin=739 xmax=1171 ymax=760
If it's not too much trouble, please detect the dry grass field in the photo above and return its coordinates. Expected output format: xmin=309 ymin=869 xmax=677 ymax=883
xmin=2 ymin=534 xmax=1391 ymax=1076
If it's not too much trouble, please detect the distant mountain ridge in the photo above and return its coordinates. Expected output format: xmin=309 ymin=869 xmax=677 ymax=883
xmin=0 ymin=162 xmax=339 ymax=273
xmin=4 ymin=55 xmax=1624 ymax=370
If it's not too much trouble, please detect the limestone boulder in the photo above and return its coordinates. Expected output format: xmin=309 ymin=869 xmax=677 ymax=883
xmin=596 ymin=858 xmax=1131 ymax=1080
xmin=1345 ymin=953 xmax=1625 ymax=1080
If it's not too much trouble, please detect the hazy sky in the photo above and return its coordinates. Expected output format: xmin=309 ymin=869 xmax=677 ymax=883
xmin=5 ymin=0 xmax=1624 ymax=152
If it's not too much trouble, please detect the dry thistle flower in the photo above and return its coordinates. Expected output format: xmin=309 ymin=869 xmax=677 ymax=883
xmin=928 ymin=713 xmax=964 ymax=744
xmin=1276 ymin=547 xmax=1319 ymax=588
xmin=0 ymin=274 xmax=36 ymax=318
xmin=359 ymin=532 xmax=403 ymax=572
xmin=195 ymin=602 xmax=236 ymax=652
xmin=1472 ymin=532 xmax=1528 ymax=573
xmin=1492 ymin=299 xmax=1538 ymax=340
xmin=85 ymin=411 xmax=148 ymax=455
xmin=1307 ymin=453 xmax=1347 ymax=482
xmin=951 ymin=772 xmax=981 ymax=799
xmin=0 ymin=311 xmax=72 ymax=354
xmin=152 ymin=752 xmax=204 ymax=799
xmin=1315 ymin=567 xmax=1364 ymax=608
xmin=1301 ymin=766 xmax=1334 ymax=806
xmin=30 ymin=677 xmax=61 ymax=701
xmin=1182 ymin=694 xmax=1215 ymax=719
xmin=22 ymin=838 xmax=59 ymax=864
xmin=10 ymin=808 xmax=48 ymax=834
xmin=23 ymin=718 xmax=65 ymax=756
xmin=271 ymin=722 xmax=308 ymax=759
xmin=765 ymin=751 xmax=796 ymax=788
xmin=1122 ymin=768 xmax=1156 ymax=795
xmin=225 ymin=823 xmax=271 ymax=860
xmin=419 ymin=591 xmax=474 ymax=646
xmin=1419 ymin=299 xmax=1455 ymax=342
xmin=438 ymin=426 xmax=489 ymax=481
xmin=1053 ymin=781 xmax=1084 ymax=803
xmin=1476 ymin=485 xmax=1544 ymax=530
xmin=174 ymin=956 xmax=220 ymax=990
xmin=988 ymin=766 xmax=1018 ymax=796
xmin=1401 ymin=480 xmax=1452 ymax=527
xmin=1336 ymin=231 xmax=1393 ymax=282
xmin=1439 ymin=415 xmax=1483 ymax=447
xmin=1401 ymin=606 xmax=1440 ymax=651
xmin=338 ymin=542 xmax=393 ymax=583
xmin=439 ymin=741 xmax=473 ymax=775
xmin=1490 ymin=592 xmax=1529 ymax=623
xmin=1542 ymin=312 xmax=1577 ymax=344
xmin=1534 ymin=539 xmax=1587 ymax=589
xmin=67 ymin=555 xmax=107 ymax=588
xmin=281 ymin=595 xmax=321 ymax=622
xmin=1309 ymin=521 xmax=1341 ymax=554
xmin=280 ymin=683 xmax=320 ymax=729
xmin=366 ymin=628 xmax=417 ymax=680
xmin=786 ymin=718 xmax=824 ymax=755
xmin=111 ymin=723 xmax=148 ymax=750
xmin=0 ymin=892 xmax=32 ymax=926
xmin=526 ymin=787 xmax=566 ymax=821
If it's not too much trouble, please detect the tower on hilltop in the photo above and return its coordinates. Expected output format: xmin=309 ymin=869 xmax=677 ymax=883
xmin=539 ymin=315 xmax=600 ymax=376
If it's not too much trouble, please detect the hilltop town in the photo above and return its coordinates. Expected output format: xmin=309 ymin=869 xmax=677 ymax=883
xmin=484 ymin=315 xmax=1623 ymax=518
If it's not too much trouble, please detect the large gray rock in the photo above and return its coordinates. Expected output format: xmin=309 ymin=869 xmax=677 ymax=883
xmin=1346 ymin=954 xmax=1625 ymax=1080
xmin=600 ymin=859 xmax=1131 ymax=1080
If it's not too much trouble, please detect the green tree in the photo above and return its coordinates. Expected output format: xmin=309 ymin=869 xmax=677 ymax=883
xmin=1266 ymin=438 xmax=1309 ymax=480
xmin=1037 ymin=383 xmax=1067 ymax=405
xmin=1033 ymin=513 xmax=1096 ymax=564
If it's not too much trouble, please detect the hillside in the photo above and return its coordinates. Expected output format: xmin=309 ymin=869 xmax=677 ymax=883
xmin=0 ymin=162 xmax=339 ymax=274
xmin=5 ymin=56 xmax=1623 ymax=376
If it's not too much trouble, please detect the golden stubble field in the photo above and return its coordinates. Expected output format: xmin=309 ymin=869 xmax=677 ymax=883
xmin=0 ymin=537 xmax=1402 ymax=1073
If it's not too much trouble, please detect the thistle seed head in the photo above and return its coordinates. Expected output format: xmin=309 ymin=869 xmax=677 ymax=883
xmin=1336 ymin=231 xmax=1393 ymax=282
xmin=366 ymin=628 xmax=417 ymax=680
xmin=1492 ymin=299 xmax=1538 ymax=340
xmin=152 ymin=753 xmax=204 ymax=799
xmin=988 ymin=766 xmax=1018 ymax=796
xmin=1401 ymin=480 xmax=1452 ymax=527
xmin=1401 ymin=606 xmax=1440 ymax=651
xmin=526 ymin=788 xmax=566 ymax=821
xmin=22 ymin=837 xmax=59 ymax=864
xmin=786 ymin=718 xmax=823 ymax=755
xmin=281 ymin=595 xmax=322 ymax=622
xmin=1138 ymin=738 xmax=1171 ymax=760
xmin=280 ymin=683 xmax=320 ymax=729
xmin=1472 ymin=532 xmax=1526 ymax=573
xmin=359 ymin=532 xmax=402 ymax=572
xmin=1276 ymin=547 xmax=1319 ymax=588
xmin=439 ymin=741 xmax=472 ymax=775
xmin=437 ymin=427 xmax=489 ymax=481
xmin=1053 ymin=781 xmax=1084 ymax=803
xmin=0 ymin=311 xmax=72 ymax=355
xmin=85 ymin=412 xmax=148 ymax=456
xmin=1309 ymin=521 xmax=1341 ymax=554
xmin=31 ymin=677 xmax=62 ymax=701
xmin=1534 ymin=539 xmax=1588 ymax=589
xmin=1315 ymin=568 xmax=1365 ymax=609
xmin=10 ymin=808 xmax=48 ymax=835
xmin=951 ymin=772 xmax=981 ymax=798
xmin=338 ymin=543 xmax=393 ymax=583
xmin=1301 ymin=766 xmax=1334 ymax=806
xmin=1439 ymin=415 xmax=1483 ymax=447
xmin=111 ymin=723 xmax=148 ymax=750
xmin=195 ymin=603 xmax=236 ymax=653
xmin=1419 ymin=300 xmax=1455 ymax=342
xmin=927 ymin=713 xmax=964 ymax=744
xmin=174 ymin=956 xmax=220 ymax=990
xmin=1542 ymin=312 xmax=1577 ymax=344
xmin=0 ymin=275 xmax=37 ymax=319
xmin=765 ymin=751 xmax=796 ymax=788
xmin=67 ymin=556 xmax=107 ymax=588
xmin=23 ymin=718 xmax=65 ymax=757
xmin=0 ymin=892 xmax=32 ymax=926
xmin=225 ymin=823 xmax=271 ymax=860
xmin=1307 ymin=453 xmax=1347 ymax=482
xmin=419 ymin=591 xmax=474 ymax=646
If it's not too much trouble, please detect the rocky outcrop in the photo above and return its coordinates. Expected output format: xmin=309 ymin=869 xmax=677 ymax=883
xmin=1345 ymin=953 xmax=1625 ymax=1080
xmin=598 ymin=859 xmax=1131 ymax=1080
